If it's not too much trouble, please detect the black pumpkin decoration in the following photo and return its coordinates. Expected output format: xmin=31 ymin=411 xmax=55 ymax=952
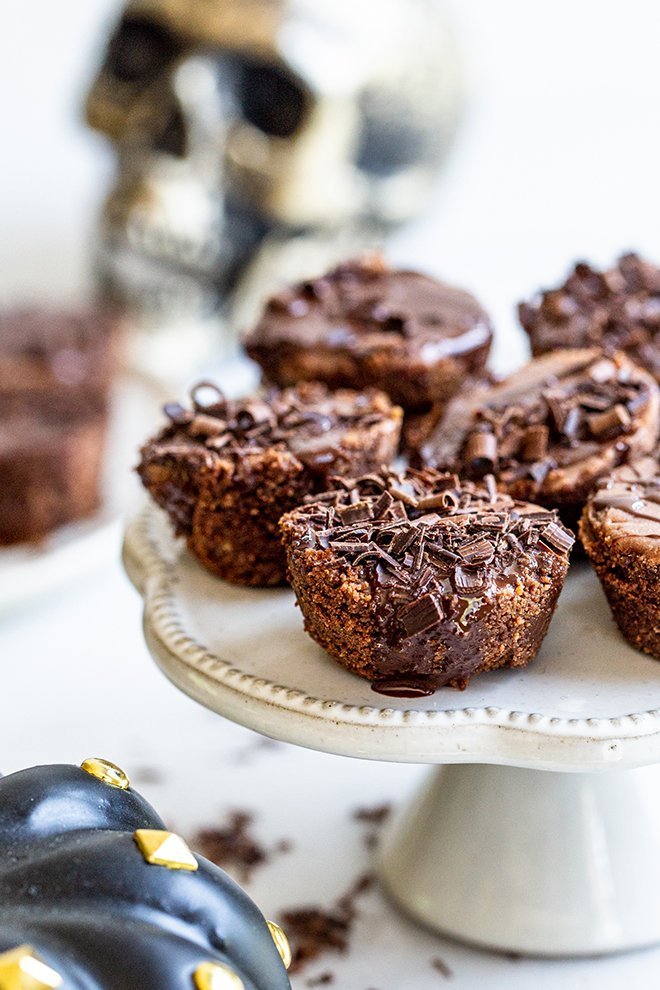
xmin=0 ymin=760 xmax=291 ymax=990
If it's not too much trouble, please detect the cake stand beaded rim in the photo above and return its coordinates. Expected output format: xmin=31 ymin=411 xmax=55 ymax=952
xmin=123 ymin=502 xmax=660 ymax=767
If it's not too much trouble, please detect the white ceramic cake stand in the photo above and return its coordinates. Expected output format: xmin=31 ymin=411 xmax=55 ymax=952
xmin=124 ymin=503 xmax=660 ymax=957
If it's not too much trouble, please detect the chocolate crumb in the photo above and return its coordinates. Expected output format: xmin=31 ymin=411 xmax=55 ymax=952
xmin=431 ymin=956 xmax=454 ymax=980
xmin=353 ymin=803 xmax=393 ymax=850
xmin=306 ymin=973 xmax=335 ymax=986
xmin=192 ymin=811 xmax=291 ymax=883
xmin=279 ymin=873 xmax=375 ymax=975
xmin=353 ymin=804 xmax=392 ymax=826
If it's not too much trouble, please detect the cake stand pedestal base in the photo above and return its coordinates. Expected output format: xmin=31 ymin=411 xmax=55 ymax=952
xmin=379 ymin=762 xmax=660 ymax=956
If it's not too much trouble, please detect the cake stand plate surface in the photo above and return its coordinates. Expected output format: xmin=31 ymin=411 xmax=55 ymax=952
xmin=124 ymin=503 xmax=660 ymax=956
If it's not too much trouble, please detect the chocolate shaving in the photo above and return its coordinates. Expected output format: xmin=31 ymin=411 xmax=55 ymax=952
xmin=390 ymin=528 xmax=416 ymax=556
xmin=331 ymin=540 xmax=370 ymax=554
xmin=190 ymin=380 xmax=226 ymax=410
xmin=464 ymin=430 xmax=498 ymax=476
xmin=163 ymin=401 xmax=192 ymax=426
xmin=417 ymin=492 xmax=453 ymax=510
xmin=587 ymin=403 xmax=631 ymax=439
xmin=457 ymin=537 xmax=495 ymax=566
xmin=188 ymin=413 xmax=227 ymax=438
xmin=389 ymin=483 xmax=419 ymax=507
xmin=372 ymin=490 xmax=394 ymax=517
xmin=522 ymin=424 xmax=549 ymax=462
xmin=539 ymin=521 xmax=575 ymax=555
xmin=338 ymin=501 xmax=372 ymax=525
xmin=453 ymin=565 xmax=487 ymax=592
xmin=399 ymin=593 xmax=443 ymax=636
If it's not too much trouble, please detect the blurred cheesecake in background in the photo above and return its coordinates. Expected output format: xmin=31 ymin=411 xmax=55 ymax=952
xmin=0 ymin=307 xmax=119 ymax=544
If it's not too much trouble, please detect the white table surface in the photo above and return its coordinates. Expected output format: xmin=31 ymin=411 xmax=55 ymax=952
xmin=2 ymin=1 xmax=660 ymax=986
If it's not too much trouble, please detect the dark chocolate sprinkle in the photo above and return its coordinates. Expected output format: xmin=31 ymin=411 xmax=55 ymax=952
xmin=399 ymin=594 xmax=443 ymax=636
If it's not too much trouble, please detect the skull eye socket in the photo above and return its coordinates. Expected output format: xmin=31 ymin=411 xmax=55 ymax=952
xmin=107 ymin=16 xmax=181 ymax=85
xmin=236 ymin=61 xmax=307 ymax=139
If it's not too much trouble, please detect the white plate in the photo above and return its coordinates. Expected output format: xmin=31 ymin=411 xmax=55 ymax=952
xmin=123 ymin=501 xmax=660 ymax=772
xmin=0 ymin=371 xmax=167 ymax=613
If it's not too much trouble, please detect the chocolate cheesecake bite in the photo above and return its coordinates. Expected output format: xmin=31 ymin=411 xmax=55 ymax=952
xmin=138 ymin=381 xmax=402 ymax=586
xmin=0 ymin=307 xmax=118 ymax=544
xmin=245 ymin=256 xmax=493 ymax=415
xmin=519 ymin=253 xmax=660 ymax=381
xmin=280 ymin=469 xmax=574 ymax=693
xmin=580 ymin=461 xmax=660 ymax=660
xmin=419 ymin=349 xmax=660 ymax=529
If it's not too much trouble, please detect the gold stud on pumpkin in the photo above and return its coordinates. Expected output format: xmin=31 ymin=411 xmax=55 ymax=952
xmin=134 ymin=829 xmax=198 ymax=871
xmin=80 ymin=757 xmax=130 ymax=790
xmin=267 ymin=921 xmax=292 ymax=970
xmin=192 ymin=961 xmax=244 ymax=990
xmin=0 ymin=945 xmax=62 ymax=990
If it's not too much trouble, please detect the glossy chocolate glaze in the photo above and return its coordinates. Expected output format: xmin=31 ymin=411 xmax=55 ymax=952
xmin=420 ymin=349 xmax=660 ymax=516
xmin=592 ymin=483 xmax=660 ymax=525
xmin=0 ymin=764 xmax=290 ymax=990
xmin=251 ymin=259 xmax=491 ymax=354
xmin=245 ymin=257 xmax=493 ymax=410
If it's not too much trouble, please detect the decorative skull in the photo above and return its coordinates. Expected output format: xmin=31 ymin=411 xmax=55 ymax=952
xmin=86 ymin=0 xmax=463 ymax=363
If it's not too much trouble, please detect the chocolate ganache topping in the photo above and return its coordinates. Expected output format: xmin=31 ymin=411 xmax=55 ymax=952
xmin=245 ymin=256 xmax=493 ymax=411
xmin=592 ymin=475 xmax=660 ymax=527
xmin=519 ymin=253 xmax=660 ymax=380
xmin=419 ymin=349 xmax=659 ymax=518
xmin=159 ymin=380 xmax=399 ymax=476
xmin=256 ymin=257 xmax=491 ymax=353
xmin=282 ymin=469 xmax=574 ymax=693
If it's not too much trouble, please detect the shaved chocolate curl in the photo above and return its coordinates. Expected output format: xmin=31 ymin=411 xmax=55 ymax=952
xmin=464 ymin=430 xmax=498 ymax=476
xmin=399 ymin=594 xmax=443 ymax=637
xmin=522 ymin=424 xmax=549 ymax=462
xmin=587 ymin=403 xmax=631 ymax=439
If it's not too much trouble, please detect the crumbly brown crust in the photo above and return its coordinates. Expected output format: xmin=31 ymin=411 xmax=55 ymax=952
xmin=138 ymin=381 xmax=402 ymax=586
xmin=580 ymin=463 xmax=660 ymax=659
xmin=280 ymin=469 xmax=573 ymax=692
xmin=245 ymin=256 xmax=493 ymax=411
xmin=418 ymin=349 xmax=660 ymax=529
xmin=519 ymin=254 xmax=660 ymax=381
xmin=0 ymin=308 xmax=117 ymax=545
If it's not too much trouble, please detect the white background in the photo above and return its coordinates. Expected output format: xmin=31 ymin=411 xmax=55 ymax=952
xmin=1 ymin=2 xmax=660 ymax=987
